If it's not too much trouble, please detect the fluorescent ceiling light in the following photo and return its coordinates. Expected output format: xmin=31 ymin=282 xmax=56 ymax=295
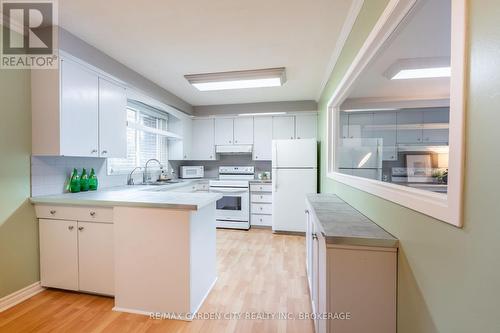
xmin=185 ymin=68 xmax=286 ymax=91
xmin=238 ymin=112 xmax=287 ymax=116
xmin=391 ymin=67 xmax=451 ymax=80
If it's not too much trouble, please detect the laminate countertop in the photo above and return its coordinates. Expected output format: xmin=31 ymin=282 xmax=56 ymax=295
xmin=30 ymin=184 xmax=222 ymax=211
xmin=306 ymin=193 xmax=398 ymax=248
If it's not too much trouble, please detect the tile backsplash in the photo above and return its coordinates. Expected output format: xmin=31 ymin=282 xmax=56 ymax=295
xmin=31 ymin=156 xmax=131 ymax=196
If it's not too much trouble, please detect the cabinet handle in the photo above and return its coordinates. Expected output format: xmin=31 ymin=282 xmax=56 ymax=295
xmin=68 ymin=225 xmax=74 ymax=231
xmin=312 ymin=233 xmax=318 ymax=240
xmin=89 ymin=211 xmax=96 ymax=217
xmin=78 ymin=226 xmax=84 ymax=231
xmin=210 ymin=155 xmax=213 ymax=159
xmin=255 ymin=156 xmax=258 ymax=159
xmin=290 ymin=137 xmax=293 ymax=139
xmin=229 ymin=140 xmax=232 ymax=143
xmin=102 ymin=150 xmax=108 ymax=154
xmin=235 ymin=140 xmax=238 ymax=143
xmin=298 ymin=137 xmax=301 ymax=139
xmin=184 ymin=155 xmax=187 ymax=159
xmin=50 ymin=210 xmax=56 ymax=215
xmin=91 ymin=149 xmax=97 ymax=154
xmin=304 ymin=209 xmax=309 ymax=214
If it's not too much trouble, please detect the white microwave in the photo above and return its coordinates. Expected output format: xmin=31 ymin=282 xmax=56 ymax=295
xmin=179 ymin=166 xmax=204 ymax=179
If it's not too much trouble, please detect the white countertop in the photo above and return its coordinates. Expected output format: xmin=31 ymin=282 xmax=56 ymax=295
xmin=30 ymin=181 xmax=222 ymax=211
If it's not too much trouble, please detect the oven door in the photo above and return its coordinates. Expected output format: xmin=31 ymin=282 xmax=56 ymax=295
xmin=210 ymin=188 xmax=249 ymax=222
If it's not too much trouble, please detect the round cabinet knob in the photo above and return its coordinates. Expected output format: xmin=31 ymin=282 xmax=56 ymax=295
xmin=102 ymin=150 xmax=108 ymax=154
xmin=260 ymin=207 xmax=263 ymax=210
xmin=91 ymin=149 xmax=97 ymax=154
xmin=50 ymin=210 xmax=56 ymax=215
xmin=89 ymin=211 xmax=96 ymax=217
xmin=78 ymin=226 xmax=84 ymax=231
xmin=298 ymin=137 xmax=301 ymax=139
xmin=68 ymin=225 xmax=74 ymax=230
xmin=312 ymin=233 xmax=318 ymax=240
xmin=290 ymin=137 xmax=293 ymax=139
xmin=255 ymin=156 xmax=258 ymax=159
xmin=235 ymin=140 xmax=238 ymax=143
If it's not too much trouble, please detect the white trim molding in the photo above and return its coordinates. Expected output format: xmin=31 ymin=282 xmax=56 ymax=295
xmin=317 ymin=0 xmax=365 ymax=100
xmin=0 ymin=282 xmax=45 ymax=312
xmin=325 ymin=0 xmax=467 ymax=228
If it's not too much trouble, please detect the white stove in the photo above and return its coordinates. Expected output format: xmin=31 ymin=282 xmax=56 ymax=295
xmin=210 ymin=166 xmax=254 ymax=230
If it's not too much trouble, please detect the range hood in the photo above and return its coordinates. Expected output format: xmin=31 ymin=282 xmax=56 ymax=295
xmin=216 ymin=145 xmax=253 ymax=154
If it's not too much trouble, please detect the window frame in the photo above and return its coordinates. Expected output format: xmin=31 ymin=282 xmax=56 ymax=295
xmin=325 ymin=0 xmax=467 ymax=227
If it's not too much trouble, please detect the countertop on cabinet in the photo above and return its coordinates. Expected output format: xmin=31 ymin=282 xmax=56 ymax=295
xmin=306 ymin=193 xmax=398 ymax=248
xmin=30 ymin=183 xmax=222 ymax=211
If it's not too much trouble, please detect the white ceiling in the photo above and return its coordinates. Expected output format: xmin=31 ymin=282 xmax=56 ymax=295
xmin=59 ymin=0 xmax=354 ymax=106
xmin=346 ymin=0 xmax=451 ymax=101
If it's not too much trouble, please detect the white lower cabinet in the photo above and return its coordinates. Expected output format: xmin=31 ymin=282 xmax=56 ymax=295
xmin=39 ymin=219 xmax=79 ymax=291
xmin=250 ymin=183 xmax=273 ymax=227
xmin=38 ymin=206 xmax=114 ymax=296
xmin=77 ymin=222 xmax=114 ymax=295
xmin=305 ymin=203 xmax=397 ymax=333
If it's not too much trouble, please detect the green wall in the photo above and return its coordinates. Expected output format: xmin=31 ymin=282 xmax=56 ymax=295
xmin=0 ymin=69 xmax=39 ymax=298
xmin=318 ymin=0 xmax=500 ymax=332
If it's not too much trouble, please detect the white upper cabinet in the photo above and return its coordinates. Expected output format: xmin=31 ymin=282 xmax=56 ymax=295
xmin=348 ymin=113 xmax=373 ymax=139
xmin=168 ymin=116 xmax=192 ymax=160
xmin=233 ymin=117 xmax=254 ymax=144
xmin=372 ymin=112 xmax=397 ymax=161
xmin=295 ymin=114 xmax=317 ymax=139
xmin=422 ymin=108 xmax=449 ymax=144
xmin=215 ymin=118 xmax=234 ymax=145
xmin=60 ymin=58 xmax=99 ymax=157
xmin=273 ymin=116 xmax=295 ymax=140
xmin=191 ymin=118 xmax=216 ymax=160
xmin=396 ymin=110 xmax=424 ymax=144
xmin=98 ymin=78 xmax=127 ymax=158
xmin=253 ymin=117 xmax=273 ymax=161
xmin=32 ymin=56 xmax=128 ymax=158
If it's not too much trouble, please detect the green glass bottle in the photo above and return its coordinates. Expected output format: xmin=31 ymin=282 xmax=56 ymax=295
xmin=80 ymin=168 xmax=89 ymax=192
xmin=89 ymin=168 xmax=98 ymax=191
xmin=70 ymin=168 xmax=81 ymax=193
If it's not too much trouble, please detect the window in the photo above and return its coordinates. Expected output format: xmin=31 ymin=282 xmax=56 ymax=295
xmin=326 ymin=0 xmax=466 ymax=227
xmin=107 ymin=103 xmax=169 ymax=174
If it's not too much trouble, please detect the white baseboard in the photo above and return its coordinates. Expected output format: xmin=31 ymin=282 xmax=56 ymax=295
xmin=0 ymin=282 xmax=45 ymax=312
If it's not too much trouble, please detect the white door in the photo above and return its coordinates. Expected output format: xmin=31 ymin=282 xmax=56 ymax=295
xmin=233 ymin=117 xmax=254 ymax=144
xmin=253 ymin=117 xmax=273 ymax=160
xmin=214 ymin=118 xmax=234 ymax=145
xmin=39 ymin=219 xmax=79 ymax=290
xmin=78 ymin=222 xmax=114 ymax=295
xmin=295 ymin=114 xmax=317 ymax=139
xmin=98 ymin=78 xmax=127 ymax=158
xmin=397 ymin=110 xmax=424 ymax=144
xmin=60 ymin=58 xmax=99 ymax=157
xmin=423 ymin=108 xmax=449 ymax=144
xmin=272 ymin=116 xmax=295 ymax=140
xmin=272 ymin=168 xmax=317 ymax=232
xmin=191 ymin=118 xmax=215 ymax=160
xmin=272 ymin=139 xmax=317 ymax=168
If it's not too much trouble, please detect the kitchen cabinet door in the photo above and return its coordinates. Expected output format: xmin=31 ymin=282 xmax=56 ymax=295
xmin=396 ymin=110 xmax=424 ymax=144
xmin=60 ymin=58 xmax=99 ymax=157
xmin=339 ymin=113 xmax=349 ymax=139
xmin=98 ymin=78 xmax=127 ymax=158
xmin=272 ymin=116 xmax=295 ymax=140
xmin=39 ymin=219 xmax=79 ymax=291
xmin=233 ymin=117 xmax=254 ymax=144
xmin=348 ymin=113 xmax=373 ymax=139
xmin=372 ymin=112 xmax=397 ymax=146
xmin=168 ymin=117 xmax=192 ymax=160
xmin=253 ymin=117 xmax=273 ymax=160
xmin=295 ymin=114 xmax=317 ymax=139
xmin=191 ymin=118 xmax=216 ymax=160
xmin=422 ymin=108 xmax=450 ymax=144
xmin=214 ymin=118 xmax=234 ymax=145
xmin=305 ymin=208 xmax=313 ymax=291
xmin=78 ymin=222 xmax=114 ymax=295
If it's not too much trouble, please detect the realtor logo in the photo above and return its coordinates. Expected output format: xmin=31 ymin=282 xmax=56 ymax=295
xmin=1 ymin=0 xmax=58 ymax=68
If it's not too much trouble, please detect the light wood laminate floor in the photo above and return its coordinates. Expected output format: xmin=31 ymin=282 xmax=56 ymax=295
xmin=0 ymin=229 xmax=313 ymax=333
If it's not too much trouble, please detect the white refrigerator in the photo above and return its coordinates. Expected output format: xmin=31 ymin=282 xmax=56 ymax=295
xmin=272 ymin=139 xmax=317 ymax=233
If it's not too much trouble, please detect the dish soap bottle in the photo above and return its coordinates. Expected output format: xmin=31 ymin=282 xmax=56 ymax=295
xmin=89 ymin=168 xmax=98 ymax=191
xmin=80 ymin=168 xmax=89 ymax=191
xmin=70 ymin=168 xmax=81 ymax=193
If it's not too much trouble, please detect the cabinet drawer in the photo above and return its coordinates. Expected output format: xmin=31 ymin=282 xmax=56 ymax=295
xmin=250 ymin=184 xmax=272 ymax=192
xmin=35 ymin=205 xmax=113 ymax=223
xmin=251 ymin=203 xmax=273 ymax=215
xmin=251 ymin=214 xmax=272 ymax=226
xmin=251 ymin=193 xmax=272 ymax=203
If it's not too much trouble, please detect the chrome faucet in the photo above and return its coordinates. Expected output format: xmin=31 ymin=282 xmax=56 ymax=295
xmin=127 ymin=167 xmax=142 ymax=185
xmin=143 ymin=159 xmax=164 ymax=184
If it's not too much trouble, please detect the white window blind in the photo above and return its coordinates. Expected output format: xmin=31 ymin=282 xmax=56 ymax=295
xmin=107 ymin=103 xmax=169 ymax=175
